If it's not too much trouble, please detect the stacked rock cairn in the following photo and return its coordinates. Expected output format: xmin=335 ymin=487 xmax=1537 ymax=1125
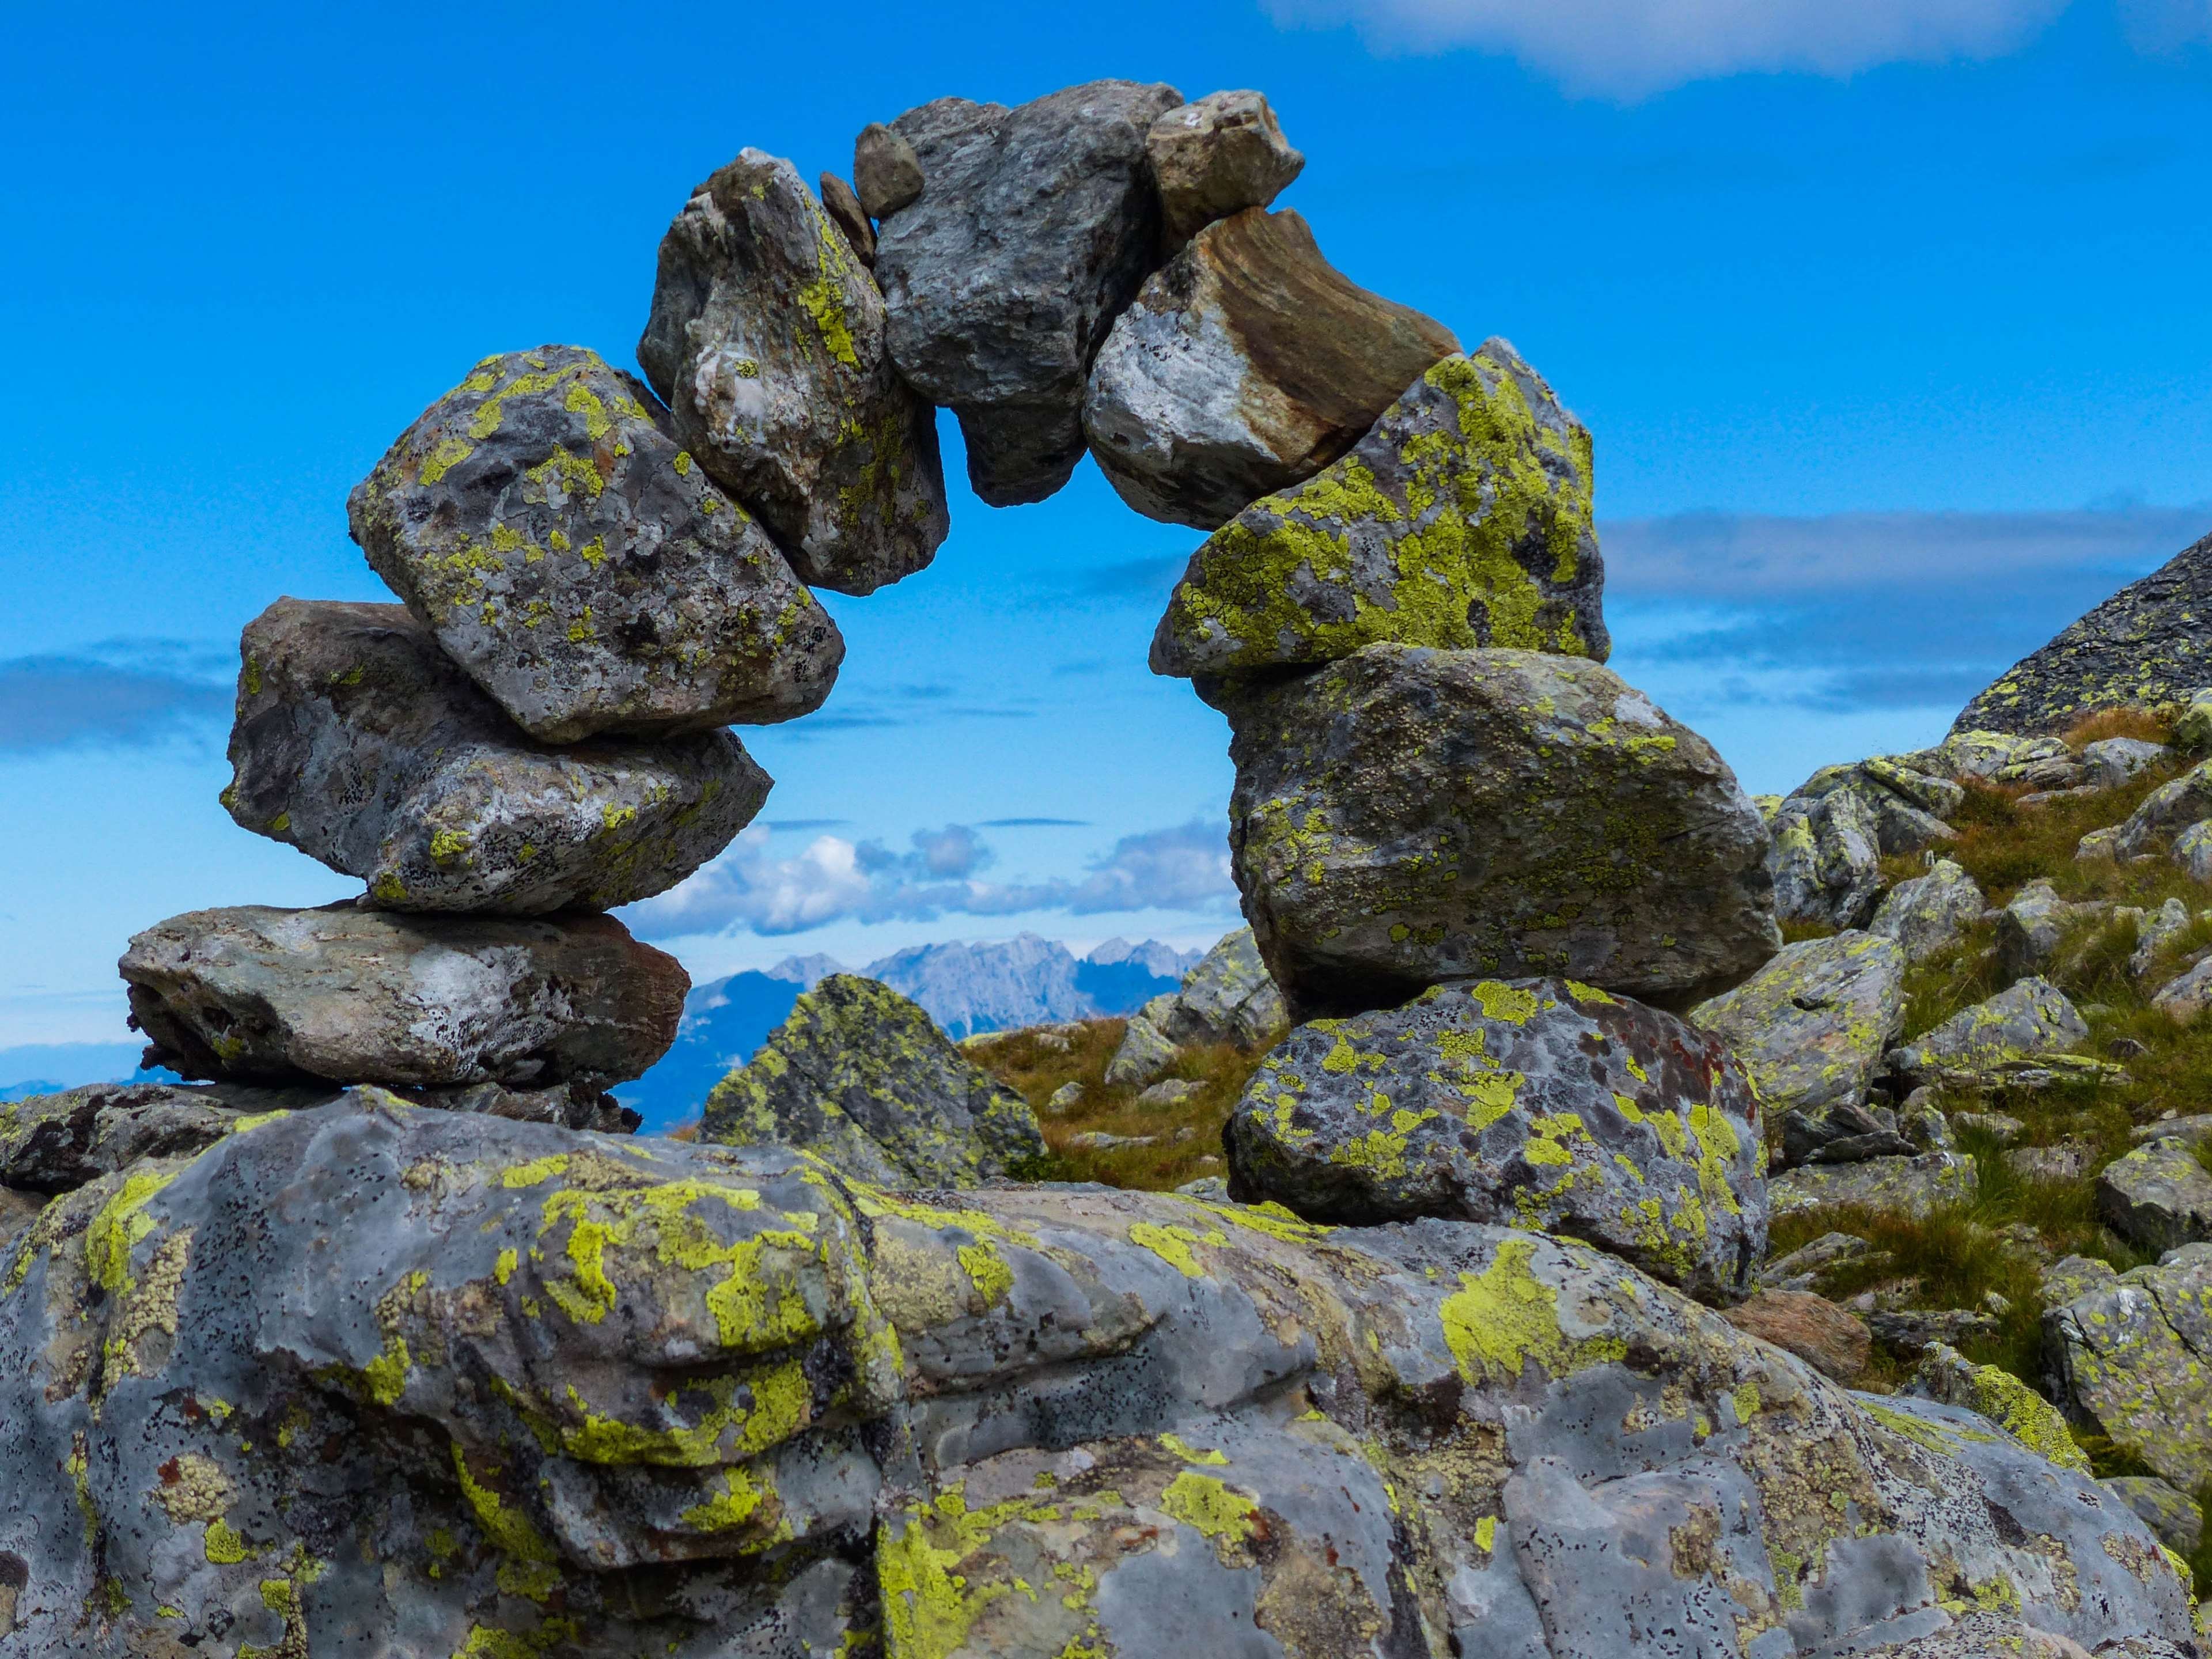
xmin=6 ymin=77 xmax=2200 ymax=1659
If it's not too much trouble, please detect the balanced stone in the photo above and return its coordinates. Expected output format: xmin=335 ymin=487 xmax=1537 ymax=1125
xmin=1084 ymin=207 xmax=1460 ymax=528
xmin=349 ymin=345 xmax=842 ymax=742
xmin=702 ymin=974 xmax=1045 ymax=1185
xmin=874 ymin=79 xmax=1184 ymax=505
xmin=1145 ymin=90 xmax=1305 ymax=247
xmin=1690 ymin=931 xmax=1904 ymax=1119
xmin=225 ymin=599 xmax=768 ymax=914
xmin=1152 ymin=344 xmax=1608 ymax=675
xmin=1224 ymin=978 xmax=1767 ymax=1296
xmin=637 ymin=150 xmax=946 ymax=594
xmin=1217 ymin=644 xmax=1778 ymax=1020
xmin=120 ymin=904 xmax=686 ymax=1090
xmin=852 ymin=120 xmax=923 ymax=218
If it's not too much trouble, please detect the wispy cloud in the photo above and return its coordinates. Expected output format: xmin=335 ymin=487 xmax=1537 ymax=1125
xmin=0 ymin=639 xmax=234 ymax=755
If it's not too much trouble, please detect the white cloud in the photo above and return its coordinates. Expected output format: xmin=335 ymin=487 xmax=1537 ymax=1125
xmin=1265 ymin=0 xmax=2072 ymax=97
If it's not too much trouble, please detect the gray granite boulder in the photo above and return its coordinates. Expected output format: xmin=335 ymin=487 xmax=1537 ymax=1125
xmin=1103 ymin=1002 xmax=1179 ymax=1088
xmin=1145 ymin=89 xmax=1305 ymax=247
xmin=2047 ymin=1242 xmax=2212 ymax=1490
xmin=1777 ymin=1100 xmax=1919 ymax=1168
xmin=1996 ymin=879 xmax=2105 ymax=983
xmin=1224 ymin=978 xmax=1768 ymax=1296
xmin=349 ymin=345 xmax=842 ymax=742
xmin=874 ymin=79 xmax=1184 ymax=505
xmin=225 ymin=599 xmax=768 ymax=914
xmin=1 ymin=1099 xmax=2192 ymax=1657
xmin=636 ymin=149 xmax=948 ymax=594
xmin=700 ymin=973 xmax=1045 ymax=1185
xmin=852 ymin=119 xmax=923 ymax=218
xmin=1938 ymin=728 xmax=2082 ymax=785
xmin=1870 ymin=858 xmax=1985 ymax=962
xmin=0 ymin=1082 xmax=278 ymax=1194
xmin=2176 ymin=688 xmax=2212 ymax=753
xmin=2105 ymin=1477 xmax=2204 ymax=1556
xmin=2151 ymin=955 xmax=2212 ymax=1021
xmin=1084 ymin=208 xmax=1459 ymax=528
xmin=2083 ymin=736 xmax=2169 ymax=787
xmin=1153 ymin=343 xmax=1609 ymax=675
xmin=1770 ymin=786 xmax=1885 ymax=929
xmin=120 ymin=904 xmax=685 ymax=1090
xmin=1770 ymin=1151 xmax=1980 ymax=1218
xmin=1888 ymin=977 xmax=2089 ymax=1088
xmin=2173 ymin=819 xmax=2212 ymax=882
xmin=1217 ymin=644 xmax=1778 ymax=1020
xmin=2130 ymin=896 xmax=2192 ymax=978
xmin=817 ymin=169 xmax=874 ymax=266
xmin=1691 ymin=930 xmax=1904 ymax=1120
xmin=2096 ymin=1137 xmax=2212 ymax=1253
xmin=2114 ymin=759 xmax=2212 ymax=855
xmin=1154 ymin=925 xmax=1286 ymax=1048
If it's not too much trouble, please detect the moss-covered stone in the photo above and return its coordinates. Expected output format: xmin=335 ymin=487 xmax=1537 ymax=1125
xmin=1150 ymin=342 xmax=1608 ymax=677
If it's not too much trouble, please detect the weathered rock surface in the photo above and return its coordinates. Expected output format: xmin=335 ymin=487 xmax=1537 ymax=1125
xmin=1888 ymin=977 xmax=2089 ymax=1088
xmin=2173 ymin=820 xmax=2212 ymax=883
xmin=2105 ymin=1476 xmax=2205 ymax=1556
xmin=1224 ymin=978 xmax=1768 ymax=1296
xmin=1723 ymin=1287 xmax=1871 ymax=1382
xmin=1770 ymin=1151 xmax=1979 ymax=1218
xmin=1997 ymin=879 xmax=2104 ymax=983
xmin=120 ymin=904 xmax=685 ymax=1090
xmin=817 ymin=170 xmax=874 ymax=267
xmin=1084 ymin=208 xmax=1459 ymax=528
xmin=2115 ymin=760 xmax=2212 ymax=855
xmin=874 ymin=80 xmax=1185 ymax=505
xmin=1145 ymin=90 xmax=1305 ymax=247
xmin=1153 ymin=344 xmax=1609 ymax=675
xmin=2084 ymin=736 xmax=2170 ymax=787
xmin=1103 ymin=1003 xmax=1180 ymax=1088
xmin=1954 ymin=526 xmax=2212 ymax=735
xmin=701 ymin=973 xmax=1045 ymax=1185
xmin=2130 ymin=896 xmax=2192 ymax=979
xmin=1154 ymin=925 xmax=1286 ymax=1048
xmin=1778 ymin=1100 xmax=1919 ymax=1168
xmin=1870 ymin=857 xmax=1986 ymax=962
xmin=350 ymin=345 xmax=842 ymax=742
xmin=853 ymin=120 xmax=924 ymax=218
xmin=2097 ymin=1137 xmax=2212 ymax=1253
xmin=1759 ymin=1229 xmax=1884 ymax=1290
xmin=0 ymin=1082 xmax=286 ymax=1194
xmin=637 ymin=150 xmax=948 ymax=594
xmin=2048 ymin=1242 xmax=2212 ymax=1491
xmin=2176 ymin=688 xmax=2212 ymax=753
xmin=1219 ymin=644 xmax=1778 ymax=1020
xmin=225 ymin=599 xmax=768 ymax=914
xmin=1691 ymin=931 xmax=1904 ymax=1120
xmin=1938 ymin=729 xmax=2081 ymax=785
xmin=2151 ymin=956 xmax=2212 ymax=1021
xmin=1770 ymin=787 xmax=1885 ymax=929
xmin=5 ymin=1097 xmax=2190 ymax=1658
xmin=1906 ymin=1342 xmax=2092 ymax=1474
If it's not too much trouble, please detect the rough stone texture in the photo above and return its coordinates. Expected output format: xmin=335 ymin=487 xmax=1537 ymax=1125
xmin=1907 ymin=1342 xmax=2093 ymax=1474
xmin=1218 ymin=644 xmax=1779 ymax=1020
xmin=1953 ymin=527 xmax=2212 ymax=735
xmin=1868 ymin=1306 xmax=2001 ymax=1358
xmin=2011 ymin=1141 xmax=2099 ymax=1184
xmin=2096 ymin=1137 xmax=2212 ymax=1253
xmin=1723 ymin=1288 xmax=1872 ymax=1383
xmin=1760 ymin=1230 xmax=1884 ymax=1291
xmin=874 ymin=80 xmax=1185 ymax=505
xmin=1691 ymin=931 xmax=1904 ymax=1120
xmin=349 ymin=346 xmax=842 ymax=742
xmin=1770 ymin=1151 xmax=1980 ymax=1218
xmin=2115 ymin=760 xmax=2212 ymax=855
xmin=851 ymin=119 xmax=923 ymax=219
xmin=225 ymin=599 xmax=768 ymax=914
xmin=1145 ymin=90 xmax=1305 ymax=247
xmin=6 ymin=1099 xmax=2190 ymax=1658
xmin=1771 ymin=787 xmax=1885 ymax=930
xmin=2151 ymin=957 xmax=2212 ymax=1022
xmin=1084 ymin=209 xmax=1458 ymax=528
xmin=2176 ymin=819 xmax=2212 ymax=884
xmin=701 ymin=974 xmax=1045 ymax=1185
xmin=2106 ymin=1477 xmax=2205 ymax=1557
xmin=1103 ymin=1009 xmax=1179 ymax=1089
xmin=1778 ymin=1100 xmax=1918 ymax=1168
xmin=2048 ymin=1242 xmax=2212 ymax=1491
xmin=1153 ymin=344 xmax=1609 ymax=675
xmin=1938 ymin=729 xmax=2081 ymax=785
xmin=1870 ymin=858 xmax=1986 ymax=963
xmin=637 ymin=150 xmax=947 ymax=596
xmin=0 ymin=1083 xmax=283 ymax=1194
xmin=2131 ymin=896 xmax=2192 ymax=978
xmin=1997 ymin=880 xmax=2103 ymax=984
xmin=1888 ymin=977 xmax=2089 ymax=1088
xmin=817 ymin=171 xmax=875 ymax=267
xmin=119 ymin=904 xmax=685 ymax=1091
xmin=2134 ymin=1114 xmax=2212 ymax=1145
xmin=2176 ymin=689 xmax=2212 ymax=753
xmin=1224 ymin=978 xmax=1768 ymax=1297
xmin=2085 ymin=737 xmax=2170 ymax=788
xmin=1154 ymin=925 xmax=1286 ymax=1049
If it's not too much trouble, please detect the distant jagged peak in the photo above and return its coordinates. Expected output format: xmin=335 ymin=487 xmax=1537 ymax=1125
xmin=766 ymin=953 xmax=847 ymax=988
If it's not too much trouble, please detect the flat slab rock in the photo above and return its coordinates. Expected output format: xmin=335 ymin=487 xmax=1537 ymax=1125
xmin=701 ymin=972 xmax=1044 ymax=1185
xmin=349 ymin=345 xmax=842 ymax=743
xmin=874 ymin=79 xmax=1184 ymax=506
xmin=1153 ymin=342 xmax=1610 ymax=676
xmin=1225 ymin=976 xmax=1768 ymax=1297
xmin=1691 ymin=930 xmax=1906 ymax=1119
xmin=1769 ymin=1150 xmax=1980 ymax=1218
xmin=1217 ymin=643 xmax=1779 ymax=1020
xmin=1084 ymin=207 xmax=1459 ymax=529
xmin=120 ymin=904 xmax=686 ymax=1091
xmin=637 ymin=147 xmax=948 ymax=596
xmin=225 ymin=599 xmax=768 ymax=914
xmin=0 ymin=1099 xmax=2191 ymax=1657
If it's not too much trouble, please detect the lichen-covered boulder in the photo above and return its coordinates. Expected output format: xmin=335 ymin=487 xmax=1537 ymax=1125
xmin=3 ymin=1100 xmax=2194 ymax=1658
xmin=1691 ymin=931 xmax=1905 ymax=1120
xmin=1154 ymin=925 xmax=1285 ymax=1049
xmin=1103 ymin=1004 xmax=1179 ymax=1088
xmin=1889 ymin=977 xmax=2089 ymax=1088
xmin=1152 ymin=344 xmax=1609 ymax=675
xmin=2096 ymin=1138 xmax=2212 ymax=1253
xmin=349 ymin=345 xmax=842 ymax=743
xmin=636 ymin=149 xmax=948 ymax=596
xmin=702 ymin=974 xmax=1045 ymax=1185
xmin=1871 ymin=858 xmax=1986 ymax=963
xmin=1084 ymin=208 xmax=1459 ymax=528
xmin=1997 ymin=880 xmax=2105 ymax=983
xmin=1770 ymin=1151 xmax=1979 ymax=1218
xmin=2085 ymin=736 xmax=2171 ymax=788
xmin=1953 ymin=526 xmax=2212 ymax=735
xmin=2105 ymin=1477 xmax=2205 ymax=1557
xmin=1224 ymin=978 xmax=1768 ymax=1296
xmin=818 ymin=169 xmax=875 ymax=266
xmin=224 ymin=599 xmax=768 ymax=914
xmin=120 ymin=904 xmax=686 ymax=1090
xmin=1217 ymin=643 xmax=1779 ymax=1020
xmin=1770 ymin=787 xmax=1885 ymax=929
xmin=1939 ymin=728 xmax=2082 ymax=785
xmin=1904 ymin=1341 xmax=2092 ymax=1475
xmin=2116 ymin=759 xmax=2212 ymax=855
xmin=1145 ymin=89 xmax=1305 ymax=247
xmin=0 ymin=1082 xmax=276 ymax=1194
xmin=873 ymin=79 xmax=1185 ymax=505
xmin=2047 ymin=1243 xmax=2212 ymax=1491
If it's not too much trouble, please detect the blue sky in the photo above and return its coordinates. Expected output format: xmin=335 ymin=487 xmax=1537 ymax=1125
xmin=4 ymin=0 xmax=2211 ymax=1059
